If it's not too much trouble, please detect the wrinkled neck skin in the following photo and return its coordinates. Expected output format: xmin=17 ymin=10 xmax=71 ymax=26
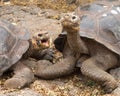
xmin=22 ymin=40 xmax=34 ymax=59
xmin=67 ymin=30 xmax=89 ymax=58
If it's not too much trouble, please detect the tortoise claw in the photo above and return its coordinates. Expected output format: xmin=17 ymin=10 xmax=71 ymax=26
xmin=41 ymin=48 xmax=55 ymax=62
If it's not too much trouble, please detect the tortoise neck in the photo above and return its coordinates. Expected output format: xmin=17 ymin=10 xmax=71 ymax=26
xmin=67 ymin=31 xmax=88 ymax=55
xmin=23 ymin=40 xmax=33 ymax=59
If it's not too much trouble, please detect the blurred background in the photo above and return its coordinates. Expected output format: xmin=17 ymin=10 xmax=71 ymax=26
xmin=0 ymin=0 xmax=95 ymax=12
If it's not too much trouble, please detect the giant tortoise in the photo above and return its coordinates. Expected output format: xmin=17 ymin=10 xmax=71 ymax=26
xmin=0 ymin=20 xmax=53 ymax=89
xmin=34 ymin=0 xmax=120 ymax=93
xmin=55 ymin=0 xmax=120 ymax=93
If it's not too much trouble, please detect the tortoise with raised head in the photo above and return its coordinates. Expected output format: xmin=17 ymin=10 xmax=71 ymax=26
xmin=55 ymin=0 xmax=120 ymax=93
xmin=34 ymin=0 xmax=120 ymax=93
xmin=0 ymin=20 xmax=53 ymax=89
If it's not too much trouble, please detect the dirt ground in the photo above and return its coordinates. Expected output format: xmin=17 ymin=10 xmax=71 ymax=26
xmin=0 ymin=0 xmax=119 ymax=96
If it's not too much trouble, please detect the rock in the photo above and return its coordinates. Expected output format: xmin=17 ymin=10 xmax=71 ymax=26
xmin=0 ymin=88 xmax=42 ymax=96
xmin=110 ymin=67 xmax=120 ymax=81
xmin=110 ymin=68 xmax=120 ymax=96
xmin=112 ymin=86 xmax=120 ymax=96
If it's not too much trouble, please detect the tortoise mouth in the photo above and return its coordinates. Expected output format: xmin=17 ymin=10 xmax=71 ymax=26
xmin=41 ymin=38 xmax=48 ymax=43
xmin=39 ymin=37 xmax=50 ymax=47
xmin=62 ymin=20 xmax=80 ymax=32
xmin=32 ymin=32 xmax=51 ymax=50
xmin=62 ymin=21 xmax=75 ymax=27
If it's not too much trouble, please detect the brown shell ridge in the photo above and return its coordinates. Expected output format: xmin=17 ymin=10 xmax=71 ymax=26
xmin=80 ymin=33 xmax=120 ymax=55
xmin=9 ymin=40 xmax=29 ymax=64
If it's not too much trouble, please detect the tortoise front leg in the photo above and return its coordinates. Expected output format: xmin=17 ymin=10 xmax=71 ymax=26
xmin=76 ymin=54 xmax=90 ymax=68
xmin=35 ymin=43 xmax=77 ymax=79
xmin=35 ymin=56 xmax=76 ymax=79
xmin=80 ymin=57 xmax=118 ymax=93
xmin=4 ymin=62 xmax=34 ymax=89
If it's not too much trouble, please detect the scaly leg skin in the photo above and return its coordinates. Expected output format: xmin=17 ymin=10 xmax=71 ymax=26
xmin=4 ymin=62 xmax=34 ymax=89
xmin=31 ymin=48 xmax=54 ymax=62
xmin=35 ymin=56 xmax=76 ymax=79
xmin=35 ymin=43 xmax=77 ymax=79
xmin=81 ymin=56 xmax=118 ymax=93
xmin=110 ymin=68 xmax=120 ymax=96
xmin=76 ymin=54 xmax=90 ymax=68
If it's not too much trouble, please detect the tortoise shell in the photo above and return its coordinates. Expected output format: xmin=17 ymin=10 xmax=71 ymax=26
xmin=54 ymin=0 xmax=120 ymax=55
xmin=0 ymin=20 xmax=30 ymax=75
xmin=75 ymin=0 xmax=120 ymax=55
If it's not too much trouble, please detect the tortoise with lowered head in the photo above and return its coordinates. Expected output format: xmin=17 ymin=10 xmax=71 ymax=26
xmin=34 ymin=0 xmax=120 ymax=93
xmin=0 ymin=20 xmax=53 ymax=89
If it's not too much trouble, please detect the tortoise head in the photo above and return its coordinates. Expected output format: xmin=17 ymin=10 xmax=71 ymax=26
xmin=61 ymin=13 xmax=80 ymax=33
xmin=30 ymin=31 xmax=51 ymax=51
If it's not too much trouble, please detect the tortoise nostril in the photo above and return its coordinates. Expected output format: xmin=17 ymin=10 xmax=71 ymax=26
xmin=64 ymin=14 xmax=69 ymax=18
